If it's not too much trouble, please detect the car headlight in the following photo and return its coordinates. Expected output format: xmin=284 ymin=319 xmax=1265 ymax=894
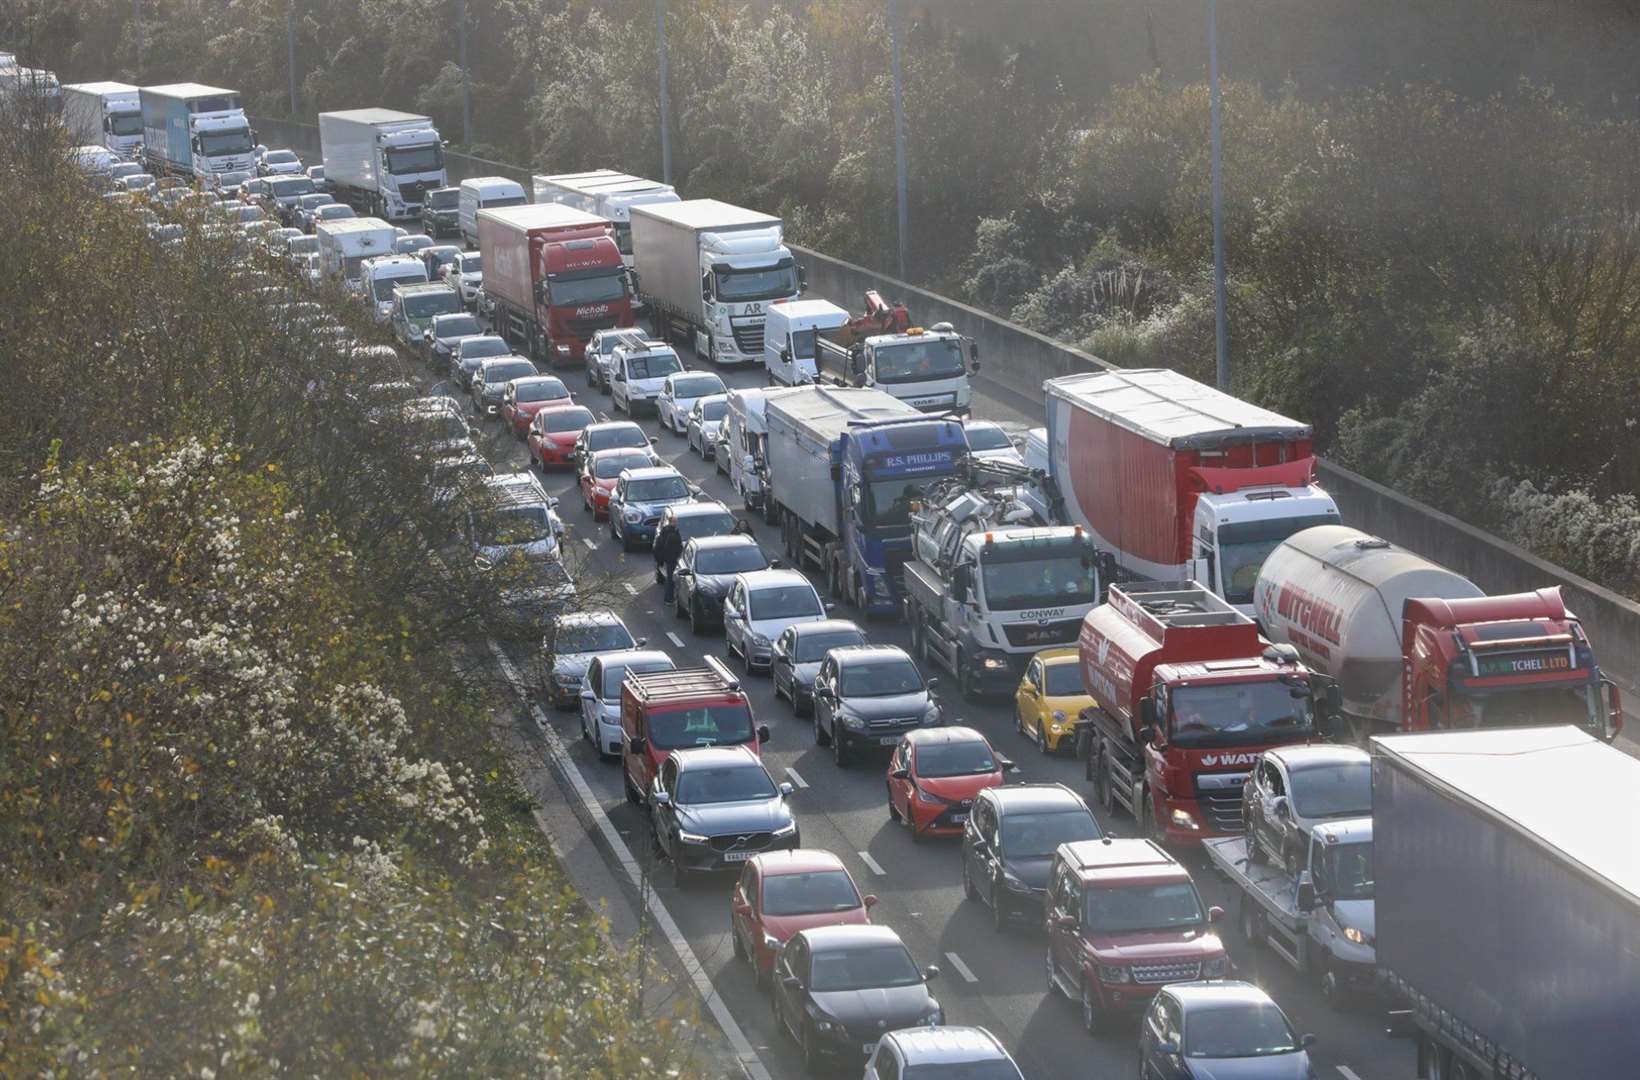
xmin=1000 ymin=868 xmax=1031 ymax=893
xmin=1170 ymin=808 xmax=1201 ymax=831
xmin=772 ymin=821 xmax=797 ymax=838
xmin=749 ymin=631 xmax=771 ymax=648
xmin=1098 ymin=964 xmax=1131 ymax=984
xmin=1202 ymin=955 xmax=1229 ymax=978
xmin=1051 ymin=710 xmax=1067 ymax=725
xmin=1342 ymin=926 xmax=1372 ymax=946
xmin=921 ymin=1005 xmax=943 ymax=1027
xmin=838 ymin=710 xmax=865 ymax=731
xmin=624 ymin=508 xmax=643 ymax=524
xmin=676 ymin=831 xmax=708 ymax=845
xmin=981 ymin=656 xmax=1007 ymax=670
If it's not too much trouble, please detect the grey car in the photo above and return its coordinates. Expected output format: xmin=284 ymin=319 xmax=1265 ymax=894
xmin=650 ymin=745 xmax=797 ymax=885
xmin=471 ymin=356 xmax=540 ymax=416
xmin=812 ymin=645 xmax=942 ymax=766
xmin=544 ymin=610 xmax=641 ymax=709
xmin=451 ymin=333 xmax=512 ymax=382
xmin=425 ymin=313 xmax=485 ymax=367
xmin=673 ymin=535 xmax=772 ymax=632
xmin=771 ymin=620 xmax=867 ymax=717
xmin=1242 ymin=745 xmax=1372 ymax=874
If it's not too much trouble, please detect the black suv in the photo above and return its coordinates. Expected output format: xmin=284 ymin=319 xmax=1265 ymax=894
xmin=961 ymin=783 xmax=1101 ymax=930
xmin=421 ymin=186 xmax=460 ymax=238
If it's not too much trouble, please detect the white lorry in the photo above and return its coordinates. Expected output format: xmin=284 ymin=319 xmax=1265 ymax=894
xmin=318 ymin=109 xmax=447 ymax=221
xmin=1203 ymin=820 xmax=1378 ymax=1005
xmin=459 ymin=176 xmax=527 ymax=247
xmin=61 ymin=81 xmax=143 ymax=158
xmin=138 ymin=84 xmax=256 ymax=183
xmin=763 ymin=299 xmax=850 ymax=386
xmin=717 ymin=388 xmax=770 ymax=516
xmin=816 ymin=324 xmax=979 ymax=415
xmin=902 ymin=465 xmax=1105 ymax=698
xmin=629 ymin=199 xmax=804 ymax=366
xmin=533 ymin=171 xmax=680 ymax=266
xmin=316 ymin=216 xmax=397 ymax=284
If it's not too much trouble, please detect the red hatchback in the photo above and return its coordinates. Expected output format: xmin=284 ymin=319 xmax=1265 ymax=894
xmin=579 ymin=447 xmax=658 ymax=518
xmin=502 ymin=375 xmax=576 ymax=438
xmin=731 ymin=850 xmax=876 ymax=984
xmin=528 ymin=405 xmax=596 ymax=470
xmin=886 ymin=727 xmax=1014 ymax=841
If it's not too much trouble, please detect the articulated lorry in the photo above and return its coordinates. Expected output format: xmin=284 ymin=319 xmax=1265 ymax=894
xmin=1076 ymin=580 xmax=1324 ymax=845
xmin=630 ymin=199 xmax=804 ymax=366
xmin=763 ymin=386 xmax=965 ymax=616
xmin=476 ymin=203 xmax=635 ymax=369
xmin=816 ymin=323 xmax=979 ymax=415
xmin=533 ymin=171 xmax=680 ymax=266
xmin=139 ymin=83 xmax=256 ymax=182
xmin=318 ymin=109 xmax=447 ymax=220
xmin=1044 ymin=368 xmax=1340 ymax=614
xmin=1254 ymin=524 xmax=1621 ymax=743
xmin=61 ymin=81 xmax=142 ymax=158
xmin=903 ymin=463 xmax=1106 ymax=698
xmin=1374 ymin=727 xmax=1640 ymax=1079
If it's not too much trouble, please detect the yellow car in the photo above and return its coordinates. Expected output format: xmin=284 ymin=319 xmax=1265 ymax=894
xmin=1014 ymin=647 xmax=1091 ymax=754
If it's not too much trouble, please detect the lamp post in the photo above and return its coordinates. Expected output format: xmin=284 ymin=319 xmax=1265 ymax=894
xmin=889 ymin=0 xmax=909 ymax=280
xmin=1208 ymin=0 xmax=1229 ymax=391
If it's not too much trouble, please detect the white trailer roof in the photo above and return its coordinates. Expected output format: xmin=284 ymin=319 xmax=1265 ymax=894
xmin=1045 ymin=368 xmax=1312 ymax=449
xmin=477 ymin=203 xmax=606 ymax=231
xmin=630 ymin=198 xmax=778 ymax=231
xmin=63 ymin=81 xmax=140 ymax=95
xmin=319 ymin=108 xmax=431 ymax=125
xmin=143 ymin=83 xmax=238 ymax=98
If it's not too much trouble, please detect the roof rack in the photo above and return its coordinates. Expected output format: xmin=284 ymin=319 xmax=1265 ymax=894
xmin=624 ymin=654 xmax=742 ymax=702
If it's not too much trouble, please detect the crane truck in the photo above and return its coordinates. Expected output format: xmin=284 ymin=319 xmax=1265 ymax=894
xmin=1253 ymin=524 xmax=1621 ymax=743
xmin=902 ymin=460 xmax=1109 ymax=699
xmin=816 ymin=323 xmax=979 ymax=415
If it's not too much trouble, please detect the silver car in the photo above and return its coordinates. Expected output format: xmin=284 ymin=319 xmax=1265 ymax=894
xmin=1242 ymin=745 xmax=1372 ymax=873
xmin=770 ymin=620 xmax=867 ymax=717
xmin=722 ymin=570 xmax=829 ymax=674
xmin=650 ymin=745 xmax=797 ymax=884
xmin=578 ymin=649 xmax=676 ymax=759
xmin=686 ymin=394 xmax=730 ymax=459
xmin=586 ymin=326 xmax=649 ymax=391
xmin=544 ymin=611 xmax=642 ymax=709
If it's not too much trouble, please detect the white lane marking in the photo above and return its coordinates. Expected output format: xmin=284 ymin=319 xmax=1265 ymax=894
xmin=1336 ymin=1069 xmax=1363 ymax=1080
xmin=489 ymin=644 xmax=771 ymax=1080
xmin=944 ymin=952 xmax=979 ymax=984
xmin=582 ymin=537 xmax=597 ymax=551
xmin=666 ymin=631 xmax=685 ymax=649
xmin=857 ymin=851 xmax=886 ymax=876
xmin=622 ymin=582 xmax=638 ymax=596
xmin=785 ymin=768 xmax=808 ymax=790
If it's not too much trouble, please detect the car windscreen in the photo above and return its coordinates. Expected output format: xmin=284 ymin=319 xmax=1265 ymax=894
xmin=593 ymin=453 xmax=649 ymax=478
xmin=915 ymin=739 xmax=997 ymax=778
xmin=750 ymin=585 xmax=821 ymax=621
xmin=1288 ymin=760 xmax=1372 ymax=819
xmin=839 ymin=660 xmax=922 ymax=697
xmin=1082 ymin=881 xmax=1205 ymax=934
xmin=435 ymin=315 xmax=482 ymax=339
xmin=555 ymin=623 xmax=634 ymax=654
xmin=514 ymin=379 xmax=569 ymax=403
xmin=475 ymin=504 xmax=554 ymax=547
xmin=626 ymin=476 xmax=689 ymax=502
xmin=402 ymin=291 xmax=458 ymax=317
xmin=601 ymin=660 xmax=674 ymax=700
xmin=410 ymin=413 xmax=469 ymax=443
xmin=675 ymin=764 xmax=776 ymax=805
xmin=807 ymin=944 xmax=922 ymax=992
xmin=699 ymin=400 xmax=729 ymax=421
xmin=1044 ymin=663 xmax=1086 ymax=697
xmin=317 ymin=205 xmax=354 ymax=220
xmin=373 ymin=272 xmax=426 ymax=302
xmin=1000 ymin=808 xmax=1100 ymax=858
xmin=428 ymin=189 xmax=459 ymax=209
xmin=1169 ymin=682 xmax=1314 ymax=748
xmin=694 ymin=546 xmax=769 ymax=575
xmin=904 ymin=1064 xmax=1022 ymax=1080
xmin=287 ymin=236 xmax=318 ymax=255
xmin=1184 ymin=1001 xmax=1299 ymax=1058
xmin=626 ymin=353 xmax=683 ymax=380
xmin=550 ymin=272 xmax=625 ymax=305
xmin=645 ymin=704 xmax=754 ymax=749
xmin=672 ymin=375 xmax=724 ymax=399
xmin=459 ymin=338 xmax=509 ymax=360
xmin=966 ymin=425 xmax=1013 ymax=452
xmin=761 ymin=870 xmax=861 ymax=917
xmin=542 ymin=407 xmax=595 ymax=434
xmin=795 ymin=630 xmax=866 ymax=663
xmin=264 ymin=151 xmax=298 ymax=165
xmin=675 ymin=511 xmax=737 ymax=540
xmin=269 ymin=177 xmax=314 ymax=198
xmin=588 ymin=427 xmax=647 ymax=453
xmin=457 ymin=255 xmax=482 ymax=273
xmin=484 ymin=361 xmax=538 ymax=385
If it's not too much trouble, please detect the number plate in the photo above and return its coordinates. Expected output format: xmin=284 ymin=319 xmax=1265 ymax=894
xmin=878 ymin=736 xmax=901 ymax=746
xmin=861 ymin=1042 xmax=877 ymax=1057
xmin=950 ymin=813 xmax=968 ymax=824
xmin=722 ymin=851 xmax=755 ymax=862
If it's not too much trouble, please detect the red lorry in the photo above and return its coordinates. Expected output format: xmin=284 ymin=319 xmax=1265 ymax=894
xmin=1076 ymin=580 xmax=1324 ymax=845
xmin=476 ymin=203 xmax=635 ymax=370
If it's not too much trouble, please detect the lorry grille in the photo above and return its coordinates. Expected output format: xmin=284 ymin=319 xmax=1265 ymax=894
xmin=568 ymin=315 xmax=618 ymax=339
xmin=709 ymin=832 xmax=772 ymax=853
xmin=398 ymin=180 xmax=437 ymax=208
xmin=1196 ymin=781 xmax=1246 ymax=834
xmin=1002 ymin=618 xmax=1084 ymax=648
xmin=1132 ymin=961 xmax=1201 ymax=985
xmin=730 ymin=321 xmax=765 ymax=355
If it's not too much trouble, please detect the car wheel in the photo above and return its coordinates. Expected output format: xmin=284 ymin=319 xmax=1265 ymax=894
xmin=992 ymin=885 xmax=1010 ymax=931
xmin=1080 ymin=979 xmax=1102 ymax=1033
xmin=800 ymin=1022 xmax=822 ymax=1074
xmin=962 ymin=859 xmax=980 ymax=902
xmin=622 ymin=768 xmax=641 ymax=805
xmin=1036 ymin=722 xmax=1049 ymax=756
xmin=610 ymin=519 xmax=619 ymax=542
xmin=1015 ymin=705 xmax=1026 ymax=738
xmin=674 ymin=589 xmax=687 ymax=620
xmin=1320 ymin=965 xmax=1344 ymax=1010
xmin=887 ymin=783 xmax=899 ymax=823
xmin=731 ymin=924 xmax=748 ymax=962
xmin=813 ymin=709 xmax=827 ymax=745
xmin=670 ymin=849 xmax=688 ymax=889
xmin=831 ymin=724 xmax=850 ymax=767
xmin=1094 ymin=747 xmax=1114 ymax=813
xmin=582 ymin=491 xmax=592 ymax=515
xmin=689 ymin=600 xmax=705 ymax=635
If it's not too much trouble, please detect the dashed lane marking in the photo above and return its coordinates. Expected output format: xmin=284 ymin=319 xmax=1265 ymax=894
xmin=785 ymin=768 xmax=809 ymax=790
xmin=944 ymin=952 xmax=979 ymax=983
xmin=857 ymin=851 xmax=887 ymax=876
xmin=666 ymin=631 xmax=686 ymax=649
xmin=1337 ymin=1068 xmax=1363 ymax=1080
xmin=582 ymin=537 xmax=598 ymax=551
xmin=622 ymin=582 xmax=638 ymax=595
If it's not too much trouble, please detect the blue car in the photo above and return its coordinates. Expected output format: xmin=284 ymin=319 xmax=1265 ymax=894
xmin=607 ymin=465 xmax=696 ymax=552
xmin=1139 ymin=981 xmax=1315 ymax=1080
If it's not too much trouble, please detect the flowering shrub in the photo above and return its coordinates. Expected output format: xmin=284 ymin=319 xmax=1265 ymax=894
xmin=1494 ymin=480 xmax=1640 ymax=597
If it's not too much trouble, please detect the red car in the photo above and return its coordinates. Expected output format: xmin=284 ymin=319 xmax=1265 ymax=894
xmin=731 ymin=849 xmax=876 ymax=984
xmin=886 ymin=726 xmax=1014 ymax=841
xmin=501 ymin=374 xmax=576 ymax=438
xmin=579 ymin=447 xmax=658 ymax=519
xmin=528 ymin=405 xmax=596 ymax=470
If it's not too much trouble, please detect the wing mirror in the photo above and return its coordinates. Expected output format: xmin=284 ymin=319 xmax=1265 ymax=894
xmin=628 ymin=735 xmax=647 ymax=754
xmin=863 ymin=894 xmax=879 ymax=908
xmin=652 ymin=790 xmax=670 ymax=807
xmin=922 ymin=964 xmax=940 ymax=982
xmin=778 ymin=782 xmax=794 ymax=797
xmin=925 ymin=677 xmax=940 ymax=690
xmin=890 ymin=768 xmax=911 ymax=781
xmin=1053 ymin=914 xmax=1077 ymax=931
xmin=635 ymin=637 xmax=648 ymax=646
xmin=579 ymin=689 xmax=596 ymax=702
xmin=1207 ymin=905 xmax=1225 ymax=924
xmin=1295 ymin=875 xmax=1316 ymax=913
xmin=997 ymin=756 xmax=1019 ymax=774
xmin=757 ymin=724 xmax=772 ymax=744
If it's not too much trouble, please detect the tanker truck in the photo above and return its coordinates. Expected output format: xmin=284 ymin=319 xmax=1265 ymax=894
xmin=1253 ymin=525 xmax=1621 ymax=743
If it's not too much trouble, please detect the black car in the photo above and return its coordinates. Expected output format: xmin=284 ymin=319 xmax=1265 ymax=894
xmin=673 ymin=535 xmax=770 ymax=632
xmin=771 ymin=924 xmax=942 ymax=1072
xmin=961 ymin=783 xmax=1101 ymax=930
xmin=421 ymin=186 xmax=460 ymax=238
xmin=812 ymin=645 xmax=941 ymax=767
xmin=771 ymin=620 xmax=868 ymax=718
xmin=1139 ymin=981 xmax=1315 ymax=1079
xmin=650 ymin=746 xmax=794 ymax=886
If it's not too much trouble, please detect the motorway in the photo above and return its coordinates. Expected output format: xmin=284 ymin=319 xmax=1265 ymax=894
xmin=411 ymin=318 xmax=1411 ymax=1080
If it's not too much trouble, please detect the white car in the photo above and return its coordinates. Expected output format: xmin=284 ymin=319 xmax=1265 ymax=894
xmin=578 ymin=649 xmax=676 ymax=760
xmin=686 ymin=394 xmax=730 ymax=459
xmin=258 ymin=148 xmax=304 ymax=176
xmin=610 ymin=340 xmax=683 ymax=417
xmin=722 ymin=569 xmax=829 ymax=674
xmin=657 ymin=371 xmax=727 ymax=435
xmin=441 ymin=251 xmax=483 ymax=309
xmin=544 ymin=610 xmax=643 ymax=709
xmin=963 ymin=420 xmax=1026 ymax=467
xmin=586 ymin=326 xmax=649 ymax=391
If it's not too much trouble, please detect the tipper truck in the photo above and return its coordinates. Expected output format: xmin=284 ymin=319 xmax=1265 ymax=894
xmin=817 ymin=323 xmax=979 ymax=415
xmin=903 ymin=462 xmax=1108 ymax=698
xmin=630 ymin=199 xmax=804 ymax=366
xmin=318 ymin=109 xmax=447 ymax=220
xmin=1253 ymin=524 xmax=1621 ymax=743
xmin=1044 ymin=368 xmax=1340 ymax=613
xmin=61 ymin=81 xmax=143 ymax=158
xmin=533 ymin=171 xmax=680 ymax=266
xmin=139 ymin=83 xmax=256 ymax=182
xmin=1374 ymin=726 xmax=1640 ymax=1079
xmin=476 ymin=203 xmax=635 ymax=369
xmin=763 ymin=386 xmax=965 ymax=616
xmin=1075 ymin=580 xmax=1323 ymax=845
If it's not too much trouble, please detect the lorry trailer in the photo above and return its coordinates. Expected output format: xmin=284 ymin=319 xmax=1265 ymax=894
xmin=318 ymin=108 xmax=447 ymax=220
xmin=61 ymin=81 xmax=143 ymax=158
xmin=533 ymin=171 xmax=680 ymax=266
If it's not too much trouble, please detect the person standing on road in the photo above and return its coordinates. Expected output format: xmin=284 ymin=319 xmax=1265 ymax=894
xmin=654 ymin=519 xmax=684 ymax=603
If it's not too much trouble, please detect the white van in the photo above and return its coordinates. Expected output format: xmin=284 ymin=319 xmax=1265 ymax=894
xmin=720 ymin=387 xmax=770 ymax=514
xmin=763 ymin=299 xmax=849 ymax=387
xmin=458 ymin=176 xmax=527 ymax=247
xmin=609 ymin=340 xmax=684 ymax=417
xmin=359 ymin=255 xmax=430 ymax=321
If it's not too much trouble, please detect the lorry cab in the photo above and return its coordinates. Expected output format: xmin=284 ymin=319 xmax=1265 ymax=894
xmin=459 ymin=176 xmax=527 ymax=246
xmin=1189 ymin=487 xmax=1341 ymax=613
xmin=764 ymin=299 xmax=849 ymax=387
xmin=723 ymin=388 xmax=770 ymax=509
xmin=697 ymin=225 xmax=803 ymax=365
xmin=619 ymin=656 xmax=771 ymax=806
xmin=850 ymin=326 xmax=979 ymax=415
xmin=588 ymin=178 xmax=680 ymax=266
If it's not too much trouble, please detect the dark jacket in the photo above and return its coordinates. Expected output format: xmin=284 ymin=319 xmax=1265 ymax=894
xmin=654 ymin=524 xmax=684 ymax=568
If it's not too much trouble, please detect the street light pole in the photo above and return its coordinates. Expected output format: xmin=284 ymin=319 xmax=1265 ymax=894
xmin=656 ymin=0 xmax=672 ymax=184
xmin=133 ymin=0 xmax=143 ymax=80
xmin=889 ymin=0 xmax=909 ymax=280
xmin=457 ymin=0 xmax=472 ymax=145
xmin=287 ymin=3 xmax=299 ymax=116
xmin=1208 ymin=0 xmax=1229 ymax=392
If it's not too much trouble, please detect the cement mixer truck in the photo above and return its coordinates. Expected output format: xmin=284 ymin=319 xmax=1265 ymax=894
xmin=1253 ymin=525 xmax=1621 ymax=742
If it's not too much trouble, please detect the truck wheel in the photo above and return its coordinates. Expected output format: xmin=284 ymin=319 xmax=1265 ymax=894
xmin=1239 ymin=894 xmax=1263 ymax=947
xmin=1136 ymin=785 xmax=1157 ymax=835
xmin=1094 ymin=749 xmax=1117 ymax=814
xmin=957 ymin=652 xmax=981 ymax=702
xmin=813 ymin=709 xmax=828 ymax=745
